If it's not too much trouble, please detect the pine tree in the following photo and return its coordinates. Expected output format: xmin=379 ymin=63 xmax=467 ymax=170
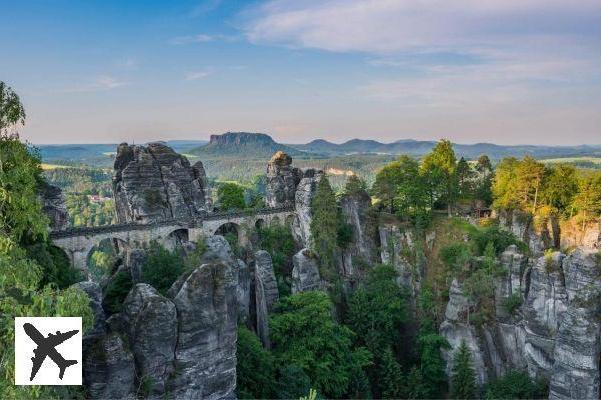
xmin=379 ymin=346 xmax=404 ymax=399
xmin=310 ymin=175 xmax=339 ymax=280
xmin=450 ymin=340 xmax=477 ymax=399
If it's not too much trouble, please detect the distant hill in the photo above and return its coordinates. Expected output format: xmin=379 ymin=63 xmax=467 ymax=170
xmin=191 ymin=132 xmax=305 ymax=158
xmin=290 ymin=139 xmax=601 ymax=160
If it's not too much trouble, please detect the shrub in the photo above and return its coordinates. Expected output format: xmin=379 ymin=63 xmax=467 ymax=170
xmin=503 ymin=293 xmax=523 ymax=315
xmin=485 ymin=370 xmax=547 ymax=399
xmin=236 ymin=326 xmax=276 ymax=399
xmin=103 ymin=269 xmax=133 ymax=314
xmin=141 ymin=242 xmax=186 ymax=295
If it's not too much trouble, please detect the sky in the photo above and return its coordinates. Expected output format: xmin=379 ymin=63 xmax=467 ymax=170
xmin=1 ymin=0 xmax=600 ymax=145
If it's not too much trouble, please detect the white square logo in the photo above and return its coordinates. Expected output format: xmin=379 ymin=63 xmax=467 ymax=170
xmin=15 ymin=317 xmax=82 ymax=385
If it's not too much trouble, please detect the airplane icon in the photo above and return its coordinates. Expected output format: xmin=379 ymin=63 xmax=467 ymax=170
xmin=23 ymin=322 xmax=79 ymax=381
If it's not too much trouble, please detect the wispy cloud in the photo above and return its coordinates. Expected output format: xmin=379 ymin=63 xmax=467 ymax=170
xmin=116 ymin=57 xmax=139 ymax=70
xmin=190 ymin=0 xmax=223 ymax=18
xmin=63 ymin=76 xmax=130 ymax=93
xmin=169 ymin=33 xmax=238 ymax=45
xmin=185 ymin=70 xmax=212 ymax=81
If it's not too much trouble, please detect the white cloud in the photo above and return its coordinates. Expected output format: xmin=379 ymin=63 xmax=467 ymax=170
xmin=244 ymin=0 xmax=601 ymax=54
xmin=63 ymin=76 xmax=129 ymax=93
xmin=185 ymin=70 xmax=212 ymax=81
xmin=170 ymin=34 xmax=214 ymax=45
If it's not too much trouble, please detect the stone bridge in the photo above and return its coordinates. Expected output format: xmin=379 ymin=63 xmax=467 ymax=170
xmin=50 ymin=206 xmax=295 ymax=271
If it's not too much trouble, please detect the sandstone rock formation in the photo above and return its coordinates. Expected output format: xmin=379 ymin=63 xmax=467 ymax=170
xmin=340 ymin=186 xmax=379 ymax=277
xmin=265 ymin=151 xmax=302 ymax=208
xmin=292 ymin=248 xmax=322 ymax=293
xmin=113 ymin=142 xmax=211 ymax=223
xmin=170 ymin=261 xmax=237 ymax=400
xmin=437 ymin=244 xmax=601 ymax=399
xmin=122 ymin=284 xmax=177 ymax=395
xmin=80 ymin=236 xmax=239 ymax=399
xmin=39 ymin=182 xmax=69 ymax=230
xmin=292 ymin=169 xmax=324 ymax=247
xmin=253 ymin=250 xmax=279 ymax=347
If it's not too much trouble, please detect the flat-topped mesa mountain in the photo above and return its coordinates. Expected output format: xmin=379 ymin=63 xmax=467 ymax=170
xmin=113 ymin=142 xmax=212 ymax=223
xmin=191 ymin=132 xmax=304 ymax=158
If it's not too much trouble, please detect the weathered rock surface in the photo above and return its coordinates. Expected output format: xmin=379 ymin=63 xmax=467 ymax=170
xmin=72 ymin=281 xmax=106 ymax=336
xmin=440 ymin=279 xmax=489 ymax=386
xmin=340 ymin=186 xmax=378 ymax=277
xmin=292 ymin=169 xmax=324 ymax=247
xmin=265 ymin=151 xmax=302 ymax=208
xmin=124 ymin=248 xmax=147 ymax=284
xmin=549 ymin=248 xmax=601 ymax=399
xmin=379 ymin=225 xmax=422 ymax=298
xmin=497 ymin=210 xmax=557 ymax=256
xmin=253 ymin=250 xmax=279 ymax=347
xmin=122 ymin=284 xmax=177 ymax=395
xmin=39 ymin=182 xmax=69 ymax=230
xmin=83 ymin=332 xmax=136 ymax=399
xmin=113 ymin=142 xmax=211 ymax=223
xmin=170 ymin=261 xmax=238 ymax=400
xmin=292 ymin=248 xmax=322 ymax=293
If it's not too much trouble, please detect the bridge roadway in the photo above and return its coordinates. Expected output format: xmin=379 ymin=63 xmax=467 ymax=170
xmin=50 ymin=206 xmax=295 ymax=272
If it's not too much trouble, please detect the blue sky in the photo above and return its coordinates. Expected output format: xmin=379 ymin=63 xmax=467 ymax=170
xmin=1 ymin=0 xmax=600 ymax=145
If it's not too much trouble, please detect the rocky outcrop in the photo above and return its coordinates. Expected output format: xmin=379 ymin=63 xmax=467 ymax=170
xmin=83 ymin=332 xmax=136 ymax=399
xmin=122 ymin=284 xmax=177 ymax=395
xmin=292 ymin=169 xmax=324 ymax=247
xmin=39 ymin=182 xmax=69 ymax=230
xmin=440 ymin=279 xmax=489 ymax=386
xmin=549 ymin=248 xmax=601 ymax=399
xmin=340 ymin=186 xmax=379 ymax=277
xmin=113 ymin=142 xmax=211 ymax=223
xmin=72 ymin=281 xmax=106 ymax=336
xmin=292 ymin=248 xmax=322 ymax=293
xmin=379 ymin=225 xmax=422 ymax=298
xmin=81 ymin=235 xmax=240 ymax=400
xmin=560 ymin=218 xmax=600 ymax=250
xmin=170 ymin=261 xmax=238 ymax=400
xmin=253 ymin=250 xmax=279 ymax=347
xmin=124 ymin=249 xmax=147 ymax=284
xmin=266 ymin=151 xmax=302 ymax=208
xmin=497 ymin=210 xmax=557 ymax=256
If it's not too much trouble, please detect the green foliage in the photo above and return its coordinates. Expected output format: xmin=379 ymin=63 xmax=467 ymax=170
xmin=236 ymin=326 xmax=276 ymax=399
xmin=347 ymin=264 xmax=406 ymax=352
xmin=347 ymin=264 xmax=407 ymax=398
xmin=299 ymin=388 xmax=319 ymax=400
xmin=0 ymin=82 xmax=26 ymax=133
xmin=440 ymin=243 xmax=472 ymax=274
xmin=25 ymin=241 xmax=83 ymax=289
xmin=217 ymin=182 xmax=246 ymax=211
xmin=276 ymin=364 xmax=313 ymax=400
xmin=484 ymin=370 xmax=548 ymax=399
xmin=503 ymin=293 xmax=523 ymax=315
xmin=450 ymin=340 xmax=477 ymax=399
xmin=103 ymin=269 xmax=133 ymax=314
xmin=270 ymin=291 xmax=372 ymax=398
xmin=422 ymin=139 xmax=458 ymax=215
xmin=0 ymin=85 xmax=92 ymax=398
xmin=258 ymin=224 xmax=296 ymax=297
xmin=572 ymin=172 xmax=601 ymax=222
xmin=344 ymin=174 xmax=367 ymax=195
xmin=141 ymin=242 xmax=186 ymax=295
xmin=372 ymin=155 xmax=430 ymax=222
xmin=542 ymin=163 xmax=578 ymax=215
xmin=66 ymin=193 xmax=116 ymax=227
xmin=378 ymin=346 xmax=404 ymax=399
xmin=0 ymin=136 xmax=49 ymax=243
xmin=469 ymin=225 xmax=523 ymax=256
xmin=416 ymin=322 xmax=450 ymax=399
xmin=310 ymin=176 xmax=340 ymax=280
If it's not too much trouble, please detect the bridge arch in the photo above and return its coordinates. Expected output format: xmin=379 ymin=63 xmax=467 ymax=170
xmin=87 ymin=237 xmax=127 ymax=280
xmin=270 ymin=215 xmax=281 ymax=227
xmin=163 ymin=228 xmax=190 ymax=250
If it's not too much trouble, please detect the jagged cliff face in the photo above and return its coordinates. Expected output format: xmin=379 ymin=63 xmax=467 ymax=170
xmin=39 ymin=182 xmax=69 ymax=230
xmin=438 ymin=243 xmax=601 ymax=399
xmin=113 ymin=142 xmax=211 ymax=223
xmin=265 ymin=151 xmax=302 ymax=208
xmin=340 ymin=187 xmax=379 ymax=278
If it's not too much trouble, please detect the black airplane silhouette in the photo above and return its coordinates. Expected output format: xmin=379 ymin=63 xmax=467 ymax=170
xmin=23 ymin=322 xmax=79 ymax=381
